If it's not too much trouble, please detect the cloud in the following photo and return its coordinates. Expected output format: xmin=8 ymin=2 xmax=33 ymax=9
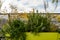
xmin=0 ymin=0 xmax=60 ymax=13
xmin=15 ymin=0 xmax=44 ymax=12
xmin=0 ymin=0 xmax=12 ymax=13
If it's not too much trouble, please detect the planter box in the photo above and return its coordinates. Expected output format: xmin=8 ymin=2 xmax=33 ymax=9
xmin=26 ymin=32 xmax=59 ymax=40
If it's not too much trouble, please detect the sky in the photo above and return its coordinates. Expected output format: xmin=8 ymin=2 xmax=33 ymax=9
xmin=0 ymin=0 xmax=60 ymax=13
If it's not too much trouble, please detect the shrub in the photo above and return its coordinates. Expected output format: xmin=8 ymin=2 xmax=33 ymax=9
xmin=2 ymin=19 xmax=26 ymax=40
xmin=26 ymin=13 xmax=51 ymax=33
xmin=1 ymin=13 xmax=52 ymax=40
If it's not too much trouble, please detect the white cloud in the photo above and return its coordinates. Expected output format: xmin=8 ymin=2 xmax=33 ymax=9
xmin=0 ymin=0 xmax=60 ymax=13
xmin=15 ymin=0 xmax=44 ymax=12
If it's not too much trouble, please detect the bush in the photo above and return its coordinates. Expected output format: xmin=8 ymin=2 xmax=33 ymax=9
xmin=1 ymin=13 xmax=52 ymax=40
xmin=2 ymin=19 xmax=26 ymax=40
xmin=26 ymin=13 xmax=51 ymax=33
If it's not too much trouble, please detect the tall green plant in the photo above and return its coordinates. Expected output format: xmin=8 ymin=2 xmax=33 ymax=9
xmin=26 ymin=13 xmax=51 ymax=33
xmin=1 ymin=13 xmax=51 ymax=40
xmin=2 ymin=19 xmax=26 ymax=40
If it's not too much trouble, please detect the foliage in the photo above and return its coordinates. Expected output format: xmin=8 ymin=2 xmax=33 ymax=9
xmin=50 ymin=24 xmax=58 ymax=32
xmin=56 ymin=15 xmax=60 ymax=22
xmin=43 ymin=0 xmax=48 ymax=12
xmin=26 ymin=13 xmax=51 ymax=33
xmin=52 ymin=0 xmax=58 ymax=3
xmin=1 ymin=13 xmax=52 ymax=40
xmin=2 ymin=19 xmax=26 ymax=40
